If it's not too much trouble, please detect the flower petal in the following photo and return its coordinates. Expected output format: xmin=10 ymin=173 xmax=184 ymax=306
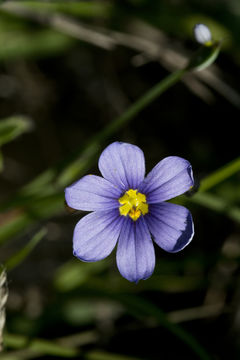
xmin=73 ymin=209 xmax=123 ymax=261
xmin=116 ymin=217 xmax=155 ymax=282
xmin=65 ymin=175 xmax=121 ymax=211
xmin=145 ymin=202 xmax=194 ymax=253
xmin=98 ymin=142 xmax=145 ymax=191
xmin=139 ymin=156 xmax=194 ymax=203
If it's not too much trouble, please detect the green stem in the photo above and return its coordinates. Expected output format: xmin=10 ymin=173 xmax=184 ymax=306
xmin=189 ymin=192 xmax=240 ymax=223
xmin=4 ymin=227 xmax=47 ymax=271
xmin=85 ymin=351 xmax=141 ymax=360
xmin=3 ymin=332 xmax=78 ymax=359
xmin=101 ymin=69 xmax=186 ymax=138
xmin=199 ymin=156 xmax=240 ymax=192
xmin=57 ymin=69 xmax=186 ymax=187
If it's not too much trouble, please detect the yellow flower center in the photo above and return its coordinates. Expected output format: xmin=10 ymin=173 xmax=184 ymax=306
xmin=118 ymin=189 xmax=148 ymax=221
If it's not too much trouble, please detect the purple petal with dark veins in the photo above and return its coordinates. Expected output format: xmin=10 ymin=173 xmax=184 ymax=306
xmin=73 ymin=209 xmax=123 ymax=261
xmin=139 ymin=156 xmax=194 ymax=203
xmin=98 ymin=142 xmax=145 ymax=191
xmin=116 ymin=216 xmax=155 ymax=282
xmin=145 ymin=202 xmax=194 ymax=253
xmin=65 ymin=175 xmax=121 ymax=211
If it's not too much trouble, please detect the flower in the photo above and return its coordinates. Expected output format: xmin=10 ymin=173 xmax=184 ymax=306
xmin=65 ymin=142 xmax=194 ymax=283
xmin=193 ymin=24 xmax=212 ymax=46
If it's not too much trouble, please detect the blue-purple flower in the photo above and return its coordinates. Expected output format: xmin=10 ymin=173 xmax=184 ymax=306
xmin=65 ymin=142 xmax=194 ymax=282
xmin=193 ymin=24 xmax=212 ymax=46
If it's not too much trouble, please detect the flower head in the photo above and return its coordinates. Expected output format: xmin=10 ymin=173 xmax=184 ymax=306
xmin=193 ymin=24 xmax=212 ymax=46
xmin=65 ymin=142 xmax=194 ymax=283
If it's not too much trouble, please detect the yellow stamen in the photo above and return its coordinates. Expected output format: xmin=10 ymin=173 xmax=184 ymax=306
xmin=204 ymin=40 xmax=213 ymax=47
xmin=118 ymin=189 xmax=148 ymax=221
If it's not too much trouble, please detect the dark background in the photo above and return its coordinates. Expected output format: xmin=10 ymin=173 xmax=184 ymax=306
xmin=0 ymin=1 xmax=240 ymax=359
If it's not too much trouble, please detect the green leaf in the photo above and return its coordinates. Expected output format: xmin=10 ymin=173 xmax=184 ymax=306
xmin=0 ymin=116 xmax=32 ymax=147
xmin=0 ymin=193 xmax=63 ymax=246
xmin=0 ymin=212 xmax=34 ymax=246
xmin=7 ymin=1 xmax=111 ymax=18
xmin=0 ymin=27 xmax=74 ymax=61
xmin=54 ymin=260 xmax=109 ymax=292
xmin=5 ymin=227 xmax=47 ymax=271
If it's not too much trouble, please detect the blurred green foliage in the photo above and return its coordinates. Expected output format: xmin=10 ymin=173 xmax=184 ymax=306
xmin=0 ymin=116 xmax=32 ymax=147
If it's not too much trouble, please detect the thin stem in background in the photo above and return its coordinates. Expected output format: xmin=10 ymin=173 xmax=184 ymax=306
xmin=199 ymin=156 xmax=240 ymax=192
xmin=57 ymin=68 xmax=186 ymax=187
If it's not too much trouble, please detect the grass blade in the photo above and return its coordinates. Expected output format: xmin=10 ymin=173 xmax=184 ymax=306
xmin=0 ymin=116 xmax=32 ymax=147
xmin=199 ymin=156 xmax=240 ymax=192
xmin=5 ymin=227 xmax=47 ymax=271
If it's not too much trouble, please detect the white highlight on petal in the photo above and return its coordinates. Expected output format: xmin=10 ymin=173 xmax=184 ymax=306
xmin=194 ymin=24 xmax=212 ymax=45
